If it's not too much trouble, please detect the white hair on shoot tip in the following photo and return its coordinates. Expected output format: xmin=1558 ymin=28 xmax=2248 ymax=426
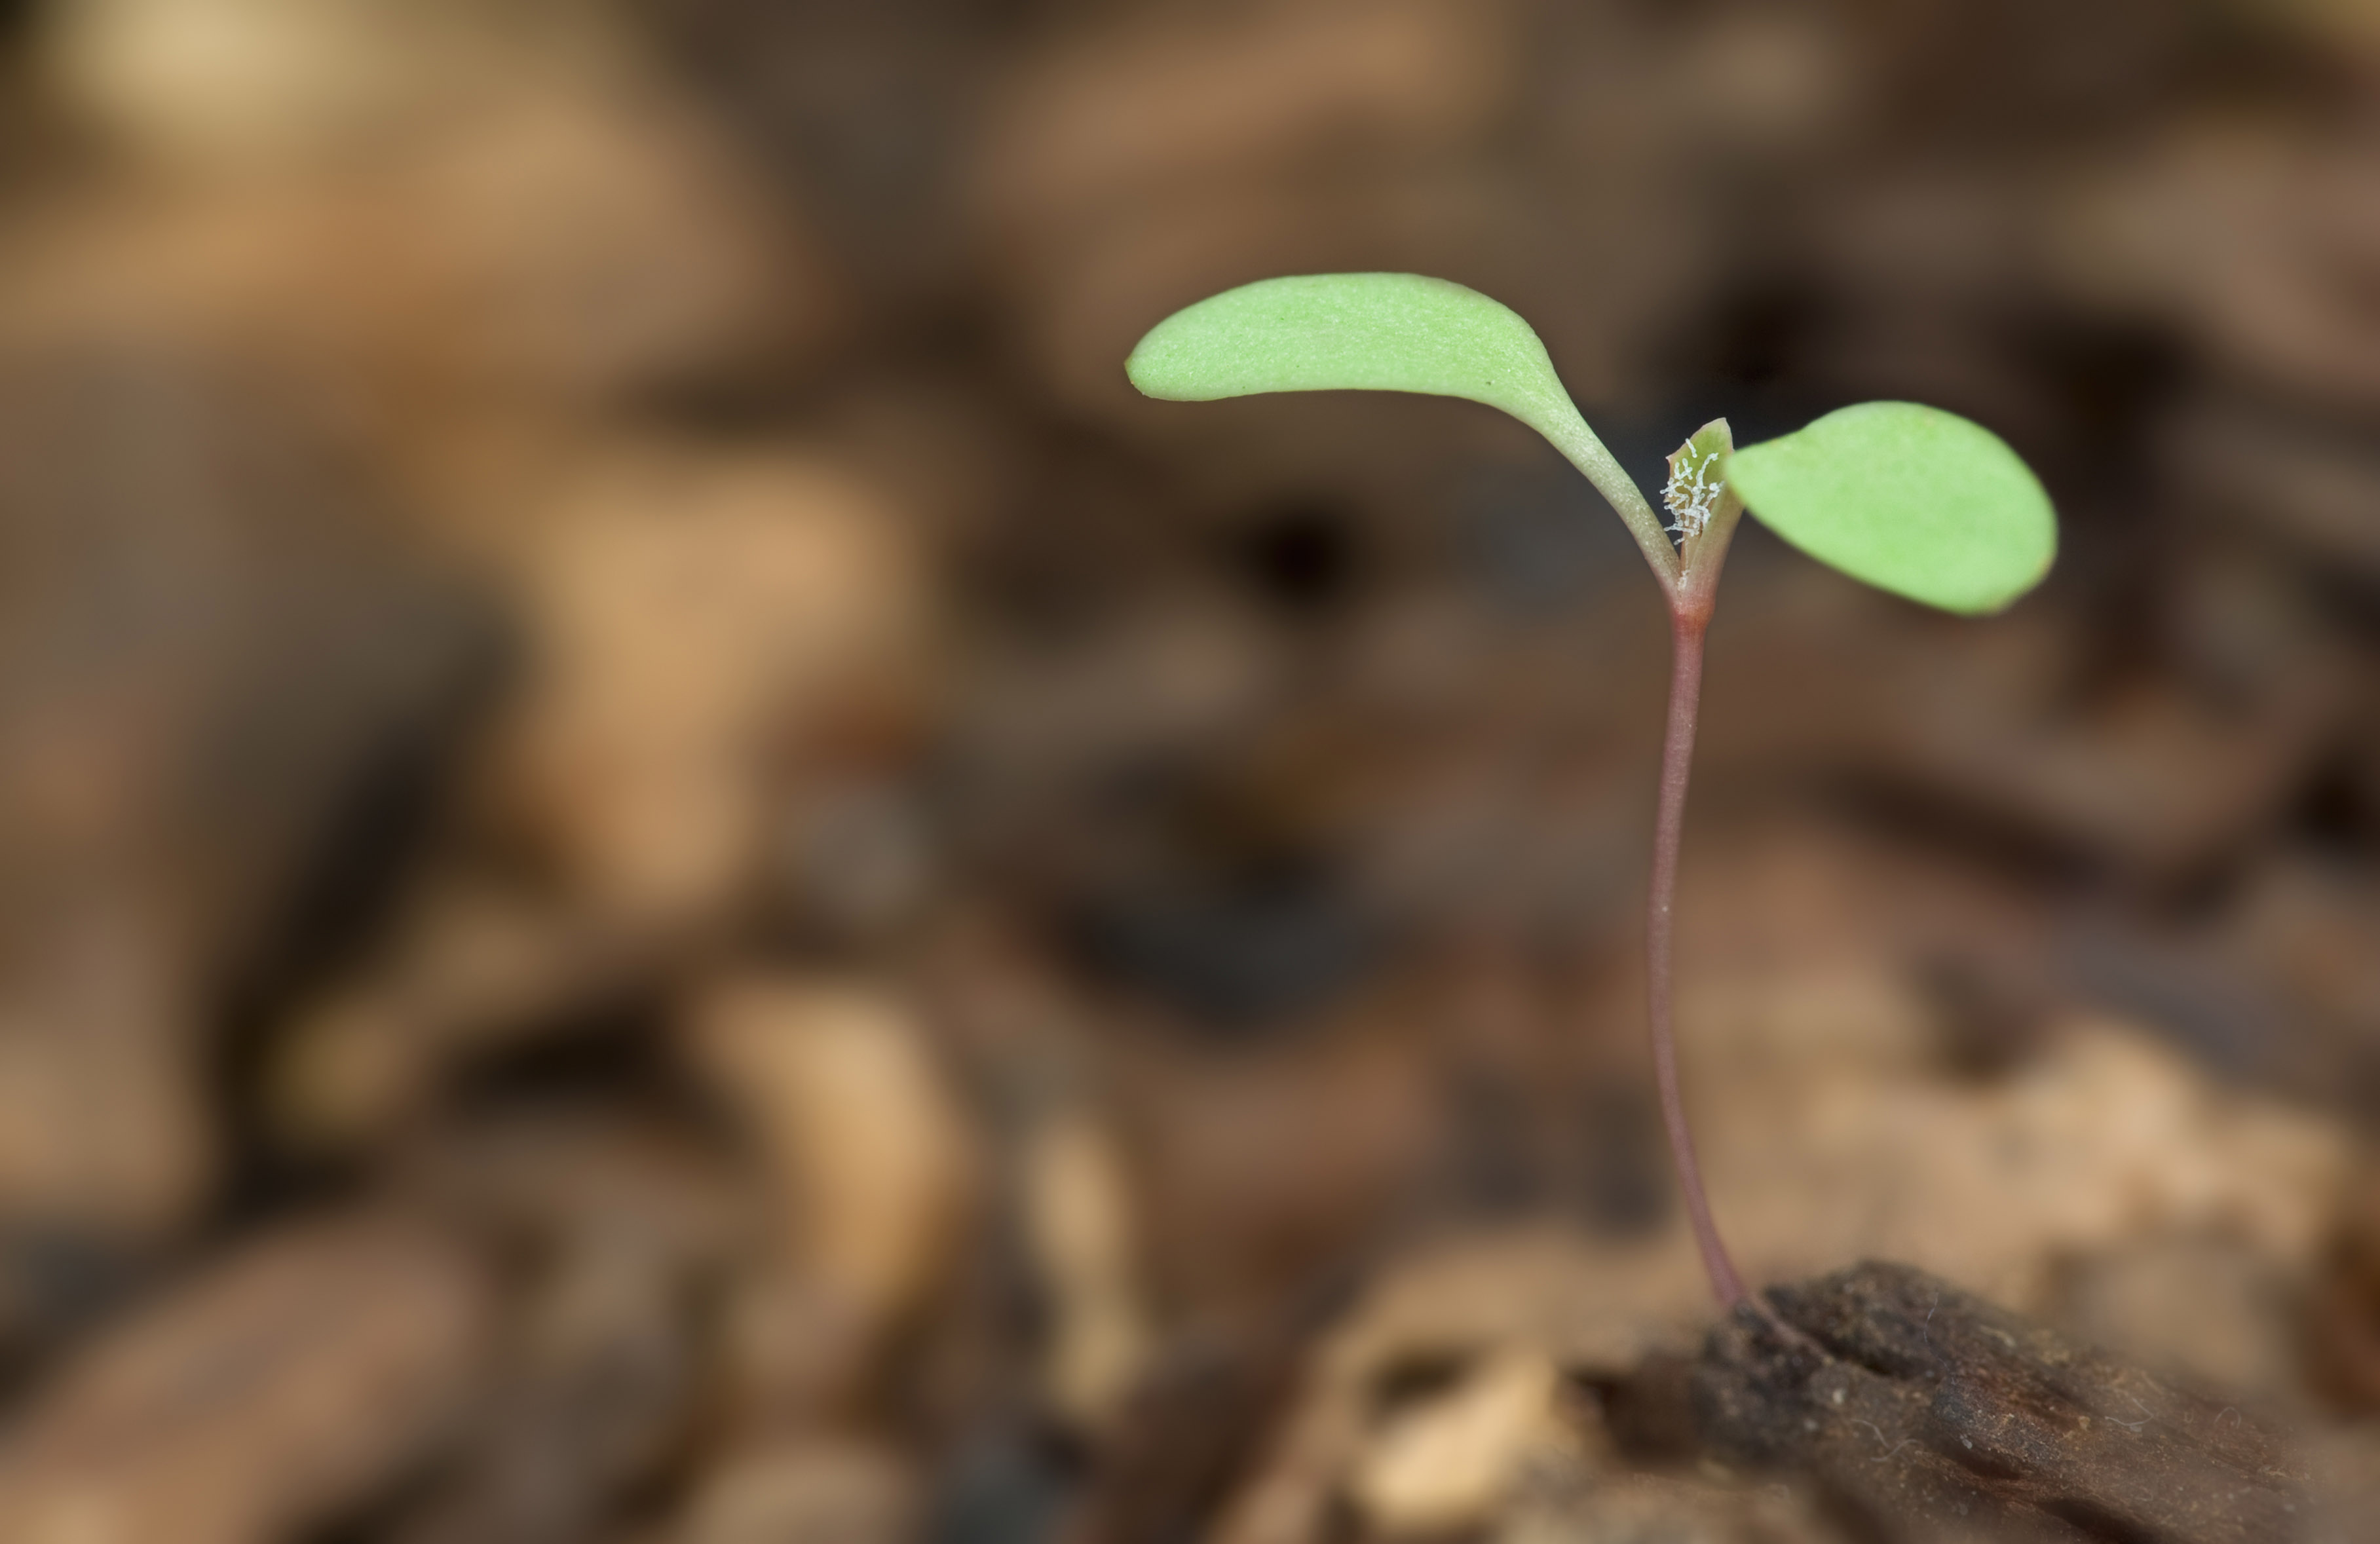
xmin=1663 ymin=443 xmax=1722 ymax=540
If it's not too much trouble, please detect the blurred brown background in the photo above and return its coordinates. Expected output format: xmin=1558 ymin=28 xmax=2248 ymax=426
xmin=0 ymin=1 xmax=2377 ymax=1540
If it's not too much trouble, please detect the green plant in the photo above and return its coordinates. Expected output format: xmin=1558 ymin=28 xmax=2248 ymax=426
xmin=1127 ymin=273 xmax=2054 ymax=1311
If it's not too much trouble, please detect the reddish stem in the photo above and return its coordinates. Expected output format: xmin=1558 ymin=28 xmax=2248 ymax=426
xmin=1648 ymin=606 xmax=1747 ymax=1310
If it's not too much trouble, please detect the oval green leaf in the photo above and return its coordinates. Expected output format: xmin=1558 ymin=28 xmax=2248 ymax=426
xmin=1726 ymin=402 xmax=2055 ymax=614
xmin=1126 ymin=273 xmax=1576 ymax=424
xmin=1128 ymin=267 xmax=1608 ymax=438
xmin=1127 ymin=273 xmax=1678 ymax=577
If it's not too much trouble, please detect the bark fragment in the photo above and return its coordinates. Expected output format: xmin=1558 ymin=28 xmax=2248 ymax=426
xmin=1695 ymin=1260 xmax=2305 ymax=1543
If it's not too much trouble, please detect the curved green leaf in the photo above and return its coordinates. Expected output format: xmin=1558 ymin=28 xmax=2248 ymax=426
xmin=1127 ymin=273 xmax=1676 ymax=580
xmin=1726 ymin=402 xmax=2056 ymax=614
xmin=1129 ymin=273 xmax=1572 ymax=422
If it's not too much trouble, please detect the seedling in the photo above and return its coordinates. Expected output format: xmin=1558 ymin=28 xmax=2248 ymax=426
xmin=1127 ymin=273 xmax=2054 ymax=1311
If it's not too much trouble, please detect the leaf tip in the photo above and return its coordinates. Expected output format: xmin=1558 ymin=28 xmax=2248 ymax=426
xmin=1122 ymin=328 xmax=1184 ymax=401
